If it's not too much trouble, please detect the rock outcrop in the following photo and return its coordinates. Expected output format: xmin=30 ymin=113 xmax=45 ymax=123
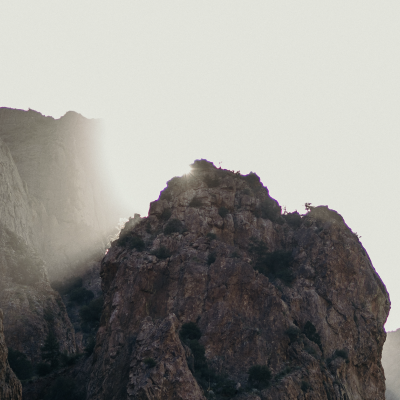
xmin=87 ymin=160 xmax=390 ymax=400
xmin=0 ymin=309 xmax=22 ymax=400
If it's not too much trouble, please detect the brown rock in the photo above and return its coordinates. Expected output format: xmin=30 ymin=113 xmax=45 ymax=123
xmin=87 ymin=162 xmax=389 ymax=400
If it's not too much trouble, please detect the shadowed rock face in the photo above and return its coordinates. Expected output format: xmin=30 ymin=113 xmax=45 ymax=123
xmin=88 ymin=161 xmax=389 ymax=400
xmin=0 ymin=309 xmax=22 ymax=400
xmin=0 ymin=223 xmax=76 ymax=363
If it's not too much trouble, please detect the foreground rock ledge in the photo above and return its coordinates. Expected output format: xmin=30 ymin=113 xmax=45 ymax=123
xmin=87 ymin=161 xmax=390 ymax=400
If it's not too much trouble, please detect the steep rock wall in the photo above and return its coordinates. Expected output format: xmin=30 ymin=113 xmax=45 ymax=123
xmin=0 ymin=309 xmax=22 ymax=400
xmin=0 ymin=107 xmax=123 ymax=280
xmin=88 ymin=161 xmax=389 ymax=400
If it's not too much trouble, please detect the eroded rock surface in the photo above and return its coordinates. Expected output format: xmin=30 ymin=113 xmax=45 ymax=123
xmin=0 ymin=309 xmax=22 ymax=400
xmin=88 ymin=160 xmax=389 ymax=400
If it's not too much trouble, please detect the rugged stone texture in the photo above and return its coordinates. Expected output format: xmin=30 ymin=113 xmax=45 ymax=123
xmin=382 ymin=329 xmax=400 ymax=400
xmin=0 ymin=223 xmax=76 ymax=363
xmin=87 ymin=161 xmax=389 ymax=400
xmin=0 ymin=107 xmax=123 ymax=281
xmin=0 ymin=309 xmax=22 ymax=400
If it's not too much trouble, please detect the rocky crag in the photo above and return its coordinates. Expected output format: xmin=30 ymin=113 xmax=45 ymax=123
xmin=87 ymin=160 xmax=390 ymax=400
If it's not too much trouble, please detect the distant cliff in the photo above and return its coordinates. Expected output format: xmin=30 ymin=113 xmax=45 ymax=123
xmin=87 ymin=160 xmax=389 ymax=400
xmin=0 ymin=107 xmax=123 ymax=280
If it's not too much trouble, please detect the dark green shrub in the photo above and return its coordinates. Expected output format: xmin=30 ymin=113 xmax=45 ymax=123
xmin=80 ymin=297 xmax=104 ymax=324
xmin=218 ymin=206 xmax=229 ymax=218
xmin=152 ymin=246 xmax=172 ymax=259
xmin=203 ymin=175 xmax=219 ymax=188
xmin=303 ymin=321 xmax=322 ymax=350
xmin=7 ymin=348 xmax=33 ymax=380
xmin=69 ymin=287 xmax=94 ymax=304
xmin=250 ymin=239 xmax=295 ymax=285
xmin=282 ymin=211 xmax=302 ymax=228
xmin=285 ymin=326 xmax=301 ymax=343
xmin=327 ymin=349 xmax=349 ymax=365
xmin=206 ymin=232 xmax=217 ymax=240
xmin=117 ymin=234 xmax=145 ymax=251
xmin=248 ymin=365 xmax=271 ymax=388
xmin=164 ymin=219 xmax=183 ymax=235
xmin=301 ymin=381 xmax=310 ymax=392
xmin=160 ymin=208 xmax=172 ymax=221
xmin=189 ymin=197 xmax=203 ymax=208
xmin=207 ymin=252 xmax=217 ymax=265
xmin=84 ymin=337 xmax=96 ymax=356
xmin=144 ymin=357 xmax=157 ymax=368
xmin=180 ymin=322 xmax=202 ymax=341
xmin=36 ymin=362 xmax=52 ymax=376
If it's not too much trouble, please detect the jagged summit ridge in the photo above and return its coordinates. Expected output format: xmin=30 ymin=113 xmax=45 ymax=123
xmin=87 ymin=159 xmax=389 ymax=400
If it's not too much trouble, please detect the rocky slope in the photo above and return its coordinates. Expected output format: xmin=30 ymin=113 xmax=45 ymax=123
xmin=0 ymin=107 xmax=123 ymax=281
xmin=382 ymin=329 xmax=400 ymax=399
xmin=87 ymin=160 xmax=389 ymax=400
xmin=0 ymin=309 xmax=22 ymax=400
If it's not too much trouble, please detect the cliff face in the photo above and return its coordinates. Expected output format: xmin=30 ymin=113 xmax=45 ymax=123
xmin=0 ymin=107 xmax=121 ymax=385
xmin=0 ymin=309 xmax=22 ymax=400
xmin=0 ymin=107 xmax=122 ymax=280
xmin=88 ymin=160 xmax=389 ymax=400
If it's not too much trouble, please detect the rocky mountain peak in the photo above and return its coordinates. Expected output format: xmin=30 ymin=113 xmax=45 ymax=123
xmin=87 ymin=159 xmax=389 ymax=400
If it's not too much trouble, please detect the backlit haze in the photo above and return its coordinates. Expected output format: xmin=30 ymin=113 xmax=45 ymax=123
xmin=1 ymin=2 xmax=399 ymax=330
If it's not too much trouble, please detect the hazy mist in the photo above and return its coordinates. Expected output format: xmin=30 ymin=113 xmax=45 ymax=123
xmin=1 ymin=2 xmax=399 ymax=329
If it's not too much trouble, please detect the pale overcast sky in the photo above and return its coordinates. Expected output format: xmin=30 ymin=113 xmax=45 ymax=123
xmin=1 ymin=1 xmax=400 ymax=330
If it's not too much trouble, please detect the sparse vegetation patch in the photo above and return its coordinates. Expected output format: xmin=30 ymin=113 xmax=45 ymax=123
xmin=248 ymin=364 xmax=272 ymax=389
xmin=249 ymin=238 xmax=295 ymax=285
xmin=189 ymin=196 xmax=203 ymax=208
xmin=151 ymin=246 xmax=172 ymax=259
xmin=164 ymin=218 xmax=183 ymax=235
xmin=117 ymin=233 xmax=145 ymax=252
